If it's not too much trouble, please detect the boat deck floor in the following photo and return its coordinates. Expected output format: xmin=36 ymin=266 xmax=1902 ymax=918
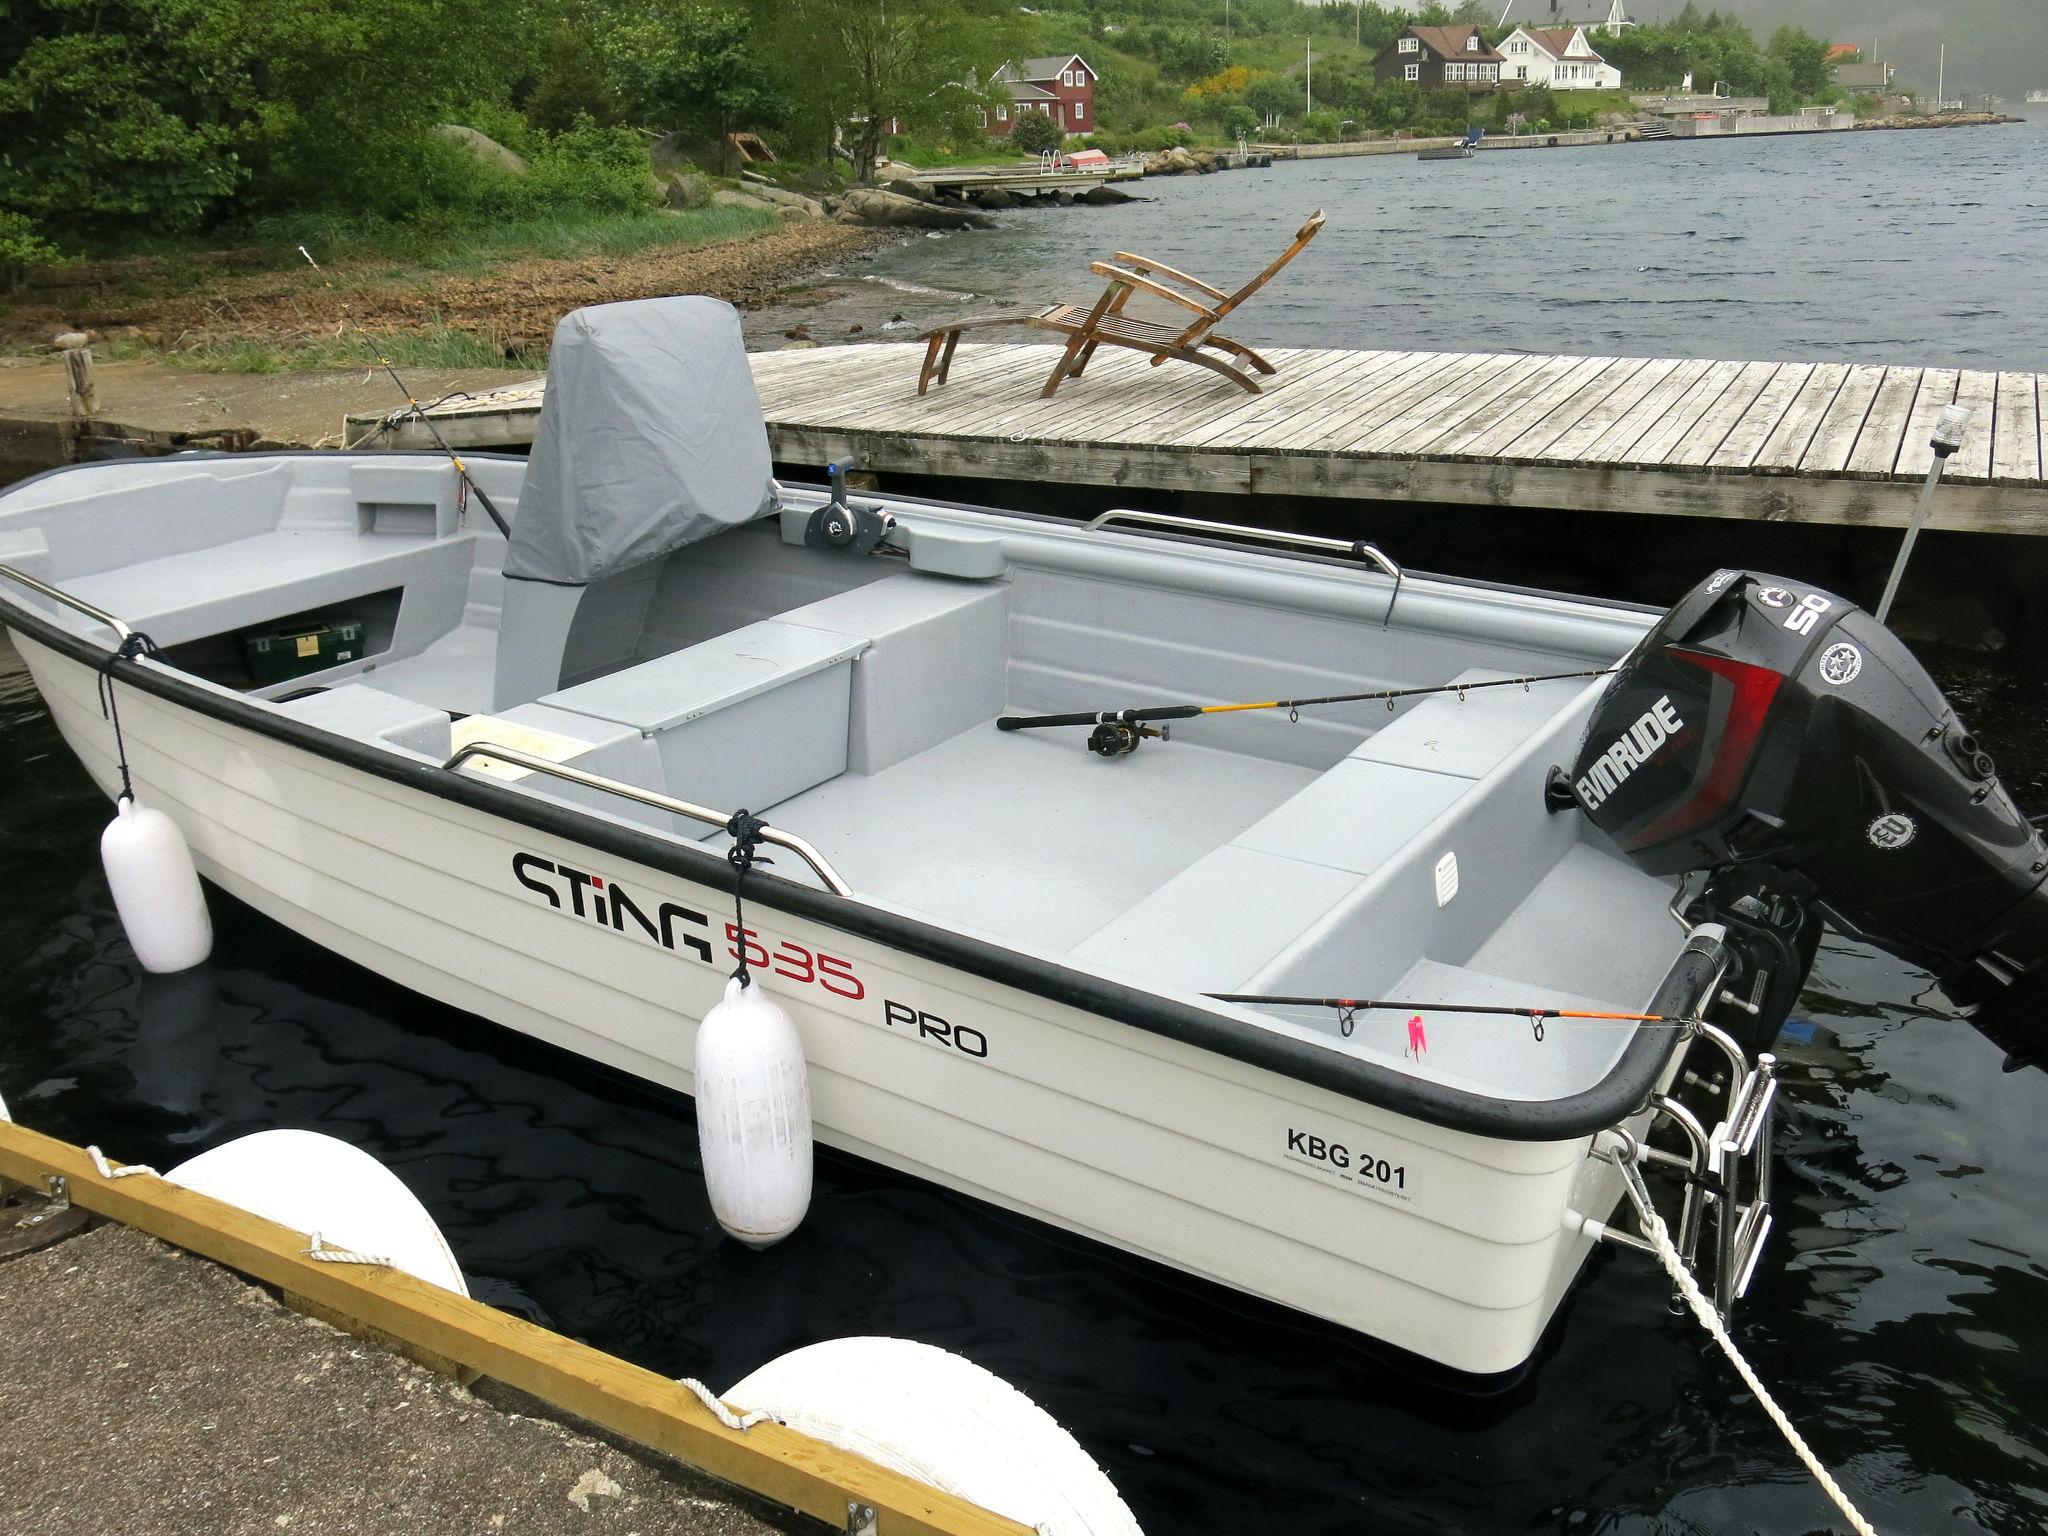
xmin=752 ymin=720 xmax=1319 ymax=957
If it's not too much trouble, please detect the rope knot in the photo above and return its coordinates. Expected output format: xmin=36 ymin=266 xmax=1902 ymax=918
xmin=724 ymin=812 xmax=771 ymax=985
xmin=95 ymin=631 xmax=161 ymax=801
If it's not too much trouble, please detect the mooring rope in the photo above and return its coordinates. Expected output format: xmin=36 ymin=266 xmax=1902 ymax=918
xmin=677 ymin=1377 xmax=776 ymax=1431
xmin=85 ymin=1144 xmax=159 ymax=1180
xmin=1611 ymin=1144 xmax=1880 ymax=1536
xmin=303 ymin=1231 xmax=394 ymax=1269
xmin=94 ymin=631 xmax=161 ymax=802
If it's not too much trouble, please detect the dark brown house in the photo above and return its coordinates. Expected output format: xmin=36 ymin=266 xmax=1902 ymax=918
xmin=1372 ymin=25 xmax=1504 ymax=91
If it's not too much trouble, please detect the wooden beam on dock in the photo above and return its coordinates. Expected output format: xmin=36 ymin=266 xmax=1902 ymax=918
xmin=343 ymin=343 xmax=2048 ymax=535
xmin=0 ymin=1120 xmax=1031 ymax=1536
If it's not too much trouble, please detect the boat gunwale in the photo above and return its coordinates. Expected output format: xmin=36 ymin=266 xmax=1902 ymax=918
xmin=0 ymin=453 xmax=1689 ymax=1144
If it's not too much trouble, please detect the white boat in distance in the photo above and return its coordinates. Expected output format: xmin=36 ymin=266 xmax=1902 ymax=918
xmin=5 ymin=299 xmax=2039 ymax=1376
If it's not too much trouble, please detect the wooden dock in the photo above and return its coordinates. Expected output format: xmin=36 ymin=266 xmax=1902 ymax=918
xmin=348 ymin=342 xmax=2048 ymax=535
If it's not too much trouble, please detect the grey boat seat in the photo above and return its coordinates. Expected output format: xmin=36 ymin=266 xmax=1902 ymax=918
xmin=1068 ymin=667 xmax=1594 ymax=997
xmin=61 ymin=461 xmax=476 ymax=651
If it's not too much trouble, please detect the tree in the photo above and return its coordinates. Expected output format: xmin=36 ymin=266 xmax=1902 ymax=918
xmin=757 ymin=0 xmax=1019 ymax=181
xmin=602 ymin=5 xmax=786 ymax=172
xmin=1221 ymin=103 xmax=1259 ymax=140
xmin=1766 ymin=26 xmax=1830 ymax=101
xmin=1244 ymin=72 xmax=1300 ymax=129
xmin=1010 ymin=108 xmax=1063 ymax=155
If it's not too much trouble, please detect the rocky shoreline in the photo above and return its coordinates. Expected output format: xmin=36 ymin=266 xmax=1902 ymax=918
xmin=1855 ymin=111 xmax=2023 ymax=130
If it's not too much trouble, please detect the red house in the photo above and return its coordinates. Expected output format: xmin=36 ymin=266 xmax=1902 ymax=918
xmin=983 ymin=55 xmax=1098 ymax=138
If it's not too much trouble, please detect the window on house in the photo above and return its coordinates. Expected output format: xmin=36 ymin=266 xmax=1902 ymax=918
xmin=996 ymin=105 xmax=1007 ymax=121
xmin=1516 ymin=65 xmax=1527 ymax=78
xmin=1466 ymin=35 xmax=1479 ymax=50
xmin=1404 ymin=62 xmax=1419 ymax=81
xmin=1074 ymin=101 xmax=1085 ymax=120
xmin=1445 ymin=63 xmax=1463 ymax=81
xmin=1398 ymin=37 xmax=1418 ymax=53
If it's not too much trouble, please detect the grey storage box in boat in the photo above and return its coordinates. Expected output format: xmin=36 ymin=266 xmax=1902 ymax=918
xmin=539 ymin=619 xmax=867 ymax=814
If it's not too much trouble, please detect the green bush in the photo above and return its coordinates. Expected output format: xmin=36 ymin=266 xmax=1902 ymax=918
xmin=1010 ymin=110 xmax=1065 ymax=155
xmin=0 ymin=210 xmax=66 ymax=293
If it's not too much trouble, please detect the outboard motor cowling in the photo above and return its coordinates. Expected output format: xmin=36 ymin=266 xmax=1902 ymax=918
xmin=1562 ymin=568 xmax=2048 ymax=1071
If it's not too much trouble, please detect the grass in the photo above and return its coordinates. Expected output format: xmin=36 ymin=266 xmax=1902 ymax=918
xmin=210 ymin=204 xmax=779 ymax=277
xmin=97 ymin=323 xmax=547 ymax=375
xmin=885 ymin=142 xmax=1037 ymax=170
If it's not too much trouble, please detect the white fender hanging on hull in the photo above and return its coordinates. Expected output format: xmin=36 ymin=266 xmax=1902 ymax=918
xmin=727 ymin=1337 xmax=1145 ymax=1536
xmin=694 ymin=975 xmax=812 ymax=1247
xmin=166 ymin=1129 xmax=467 ymax=1295
xmin=100 ymin=795 xmax=211 ymax=974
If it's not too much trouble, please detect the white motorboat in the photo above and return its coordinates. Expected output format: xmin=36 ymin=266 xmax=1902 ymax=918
xmin=4 ymin=299 xmax=2040 ymax=1376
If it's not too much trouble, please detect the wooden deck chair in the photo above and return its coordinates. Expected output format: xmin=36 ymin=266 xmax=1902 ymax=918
xmin=915 ymin=210 xmax=1327 ymax=398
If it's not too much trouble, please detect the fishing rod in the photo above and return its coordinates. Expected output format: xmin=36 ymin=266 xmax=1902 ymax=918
xmin=296 ymin=245 xmax=512 ymax=538
xmin=1207 ymin=992 xmax=1685 ymax=1043
xmin=998 ymin=667 xmax=1617 ymax=757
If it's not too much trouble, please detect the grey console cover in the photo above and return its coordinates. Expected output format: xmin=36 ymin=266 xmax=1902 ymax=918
xmin=505 ymin=297 xmax=775 ymax=586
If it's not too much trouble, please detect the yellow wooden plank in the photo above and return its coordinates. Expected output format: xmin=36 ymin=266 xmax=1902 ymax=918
xmin=0 ymin=1121 xmax=1031 ymax=1536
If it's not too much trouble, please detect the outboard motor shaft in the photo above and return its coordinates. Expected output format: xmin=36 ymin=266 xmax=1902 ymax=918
xmin=1559 ymin=568 xmax=2048 ymax=1071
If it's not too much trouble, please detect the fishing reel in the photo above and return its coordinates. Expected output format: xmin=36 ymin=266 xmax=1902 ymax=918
xmin=1088 ymin=720 xmax=1170 ymax=758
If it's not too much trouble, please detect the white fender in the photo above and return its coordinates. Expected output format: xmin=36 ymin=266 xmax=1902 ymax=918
xmin=695 ymin=975 xmax=812 ymax=1247
xmin=727 ymin=1338 xmax=1144 ymax=1536
xmin=166 ymin=1129 xmax=467 ymax=1296
xmin=100 ymin=795 xmax=211 ymax=973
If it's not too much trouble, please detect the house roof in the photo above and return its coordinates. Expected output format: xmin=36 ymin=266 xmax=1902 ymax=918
xmin=1004 ymin=81 xmax=1058 ymax=102
xmin=1393 ymin=26 xmax=1504 ymax=64
xmin=1006 ymin=55 xmax=1093 ymax=83
xmin=1826 ymin=43 xmax=1861 ymax=61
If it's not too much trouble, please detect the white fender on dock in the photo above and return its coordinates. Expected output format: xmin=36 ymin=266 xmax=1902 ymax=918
xmin=695 ymin=975 xmax=812 ymax=1247
xmin=100 ymin=795 xmax=211 ymax=974
xmin=726 ymin=1337 xmax=1144 ymax=1536
xmin=166 ymin=1129 xmax=467 ymax=1296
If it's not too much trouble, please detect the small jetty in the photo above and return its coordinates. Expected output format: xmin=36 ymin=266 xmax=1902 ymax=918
xmin=914 ymin=163 xmax=1145 ymax=198
xmin=353 ymin=343 xmax=2048 ymax=535
xmin=0 ymin=1119 xmax=1025 ymax=1536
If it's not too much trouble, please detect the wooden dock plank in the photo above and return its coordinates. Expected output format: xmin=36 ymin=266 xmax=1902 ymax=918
xmin=1779 ymin=363 xmax=1877 ymax=474
xmin=1466 ymin=357 xmax=1643 ymax=461
xmin=1313 ymin=352 xmax=1510 ymax=454
xmin=1992 ymin=373 xmax=2043 ymax=485
xmin=1613 ymin=360 xmax=1747 ymax=466
xmin=1661 ymin=361 xmax=1784 ymax=467
xmin=1257 ymin=350 xmax=1421 ymax=450
xmin=1268 ymin=351 xmax=1461 ymax=451
xmin=1949 ymin=370 xmax=1999 ymax=483
xmin=1528 ymin=356 xmax=1684 ymax=464
xmin=1372 ymin=354 xmax=1553 ymax=457
xmin=1844 ymin=367 xmax=1927 ymax=478
xmin=1495 ymin=356 xmax=1659 ymax=463
xmin=1894 ymin=368 xmax=1964 ymax=480
xmin=1346 ymin=354 xmax=1528 ymax=456
xmin=1710 ymin=363 xmax=1825 ymax=470
xmin=1177 ymin=351 xmax=1442 ymax=450
xmin=1422 ymin=354 xmax=1602 ymax=459
xmin=1573 ymin=357 xmax=1716 ymax=463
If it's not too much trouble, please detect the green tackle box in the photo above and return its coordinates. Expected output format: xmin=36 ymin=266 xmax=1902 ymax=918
xmin=240 ymin=615 xmax=365 ymax=685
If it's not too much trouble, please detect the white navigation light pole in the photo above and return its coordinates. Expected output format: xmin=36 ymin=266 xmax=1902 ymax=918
xmin=1306 ymin=37 xmax=1313 ymax=115
xmin=1876 ymin=404 xmax=1972 ymax=624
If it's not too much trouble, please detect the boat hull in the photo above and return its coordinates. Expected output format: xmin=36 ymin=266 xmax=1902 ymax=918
xmin=15 ymin=630 xmax=1642 ymax=1375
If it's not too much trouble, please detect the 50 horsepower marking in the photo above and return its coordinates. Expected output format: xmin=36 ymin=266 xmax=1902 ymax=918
xmin=1284 ymin=1127 xmax=1411 ymax=1201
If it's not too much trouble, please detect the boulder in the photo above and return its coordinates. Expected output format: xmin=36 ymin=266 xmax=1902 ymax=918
xmin=1143 ymin=145 xmax=1201 ymax=175
xmin=884 ymin=178 xmax=939 ymax=203
xmin=433 ymin=124 xmax=529 ymax=177
xmin=741 ymin=182 xmax=826 ymax=218
xmin=1080 ymin=183 xmax=1137 ymax=205
xmin=835 ymin=188 xmax=994 ymax=230
xmin=712 ymin=188 xmax=782 ymax=214
xmin=971 ymin=187 xmax=1015 ymax=210
xmin=664 ymin=171 xmax=712 ymax=210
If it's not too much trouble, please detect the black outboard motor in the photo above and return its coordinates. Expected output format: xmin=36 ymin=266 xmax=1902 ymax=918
xmin=1556 ymin=568 xmax=2048 ymax=1071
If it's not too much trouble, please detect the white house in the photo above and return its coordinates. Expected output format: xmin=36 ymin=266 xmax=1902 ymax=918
xmin=1497 ymin=26 xmax=1622 ymax=90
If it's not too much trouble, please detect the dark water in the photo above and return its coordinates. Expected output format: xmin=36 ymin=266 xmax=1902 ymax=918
xmin=757 ymin=112 xmax=2048 ymax=374
xmin=3 ymin=631 xmax=2047 ymax=1536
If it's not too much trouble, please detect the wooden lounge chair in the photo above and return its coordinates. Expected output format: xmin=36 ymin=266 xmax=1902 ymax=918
xmin=916 ymin=209 xmax=1326 ymax=398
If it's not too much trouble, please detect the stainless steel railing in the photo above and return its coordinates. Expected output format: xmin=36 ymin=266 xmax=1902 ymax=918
xmin=442 ymin=742 xmax=853 ymax=897
xmin=1083 ymin=509 xmax=1404 ymax=627
xmin=0 ymin=562 xmax=133 ymax=641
